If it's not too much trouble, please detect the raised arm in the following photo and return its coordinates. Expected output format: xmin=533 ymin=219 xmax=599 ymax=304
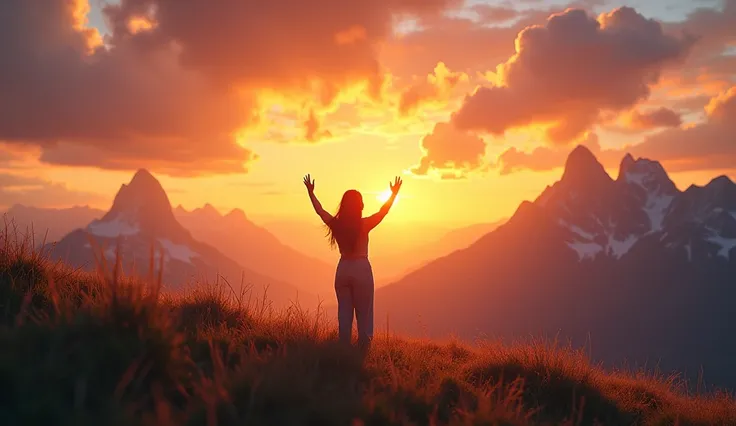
xmin=303 ymin=174 xmax=333 ymax=224
xmin=365 ymin=176 xmax=402 ymax=230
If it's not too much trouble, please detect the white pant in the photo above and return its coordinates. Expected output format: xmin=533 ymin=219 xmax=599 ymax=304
xmin=334 ymin=257 xmax=374 ymax=346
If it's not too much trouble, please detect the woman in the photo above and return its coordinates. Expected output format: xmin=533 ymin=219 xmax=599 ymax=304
xmin=303 ymin=173 xmax=402 ymax=348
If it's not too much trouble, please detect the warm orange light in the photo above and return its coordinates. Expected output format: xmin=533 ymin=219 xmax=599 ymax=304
xmin=334 ymin=25 xmax=367 ymax=46
xmin=128 ymin=16 xmax=156 ymax=34
xmin=376 ymin=189 xmax=399 ymax=204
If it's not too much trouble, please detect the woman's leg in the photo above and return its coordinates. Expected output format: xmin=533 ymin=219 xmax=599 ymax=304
xmin=334 ymin=273 xmax=354 ymax=344
xmin=353 ymin=260 xmax=375 ymax=349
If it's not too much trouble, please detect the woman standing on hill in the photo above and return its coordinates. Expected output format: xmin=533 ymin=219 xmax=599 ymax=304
xmin=303 ymin=174 xmax=402 ymax=349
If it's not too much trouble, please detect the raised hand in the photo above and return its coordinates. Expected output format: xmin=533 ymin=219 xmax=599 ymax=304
xmin=303 ymin=174 xmax=315 ymax=192
xmin=389 ymin=176 xmax=402 ymax=195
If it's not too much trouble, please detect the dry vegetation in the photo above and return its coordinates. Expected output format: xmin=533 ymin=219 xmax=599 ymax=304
xmin=1 ymin=225 xmax=735 ymax=426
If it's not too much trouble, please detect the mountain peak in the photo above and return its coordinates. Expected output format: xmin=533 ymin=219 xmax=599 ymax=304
xmin=130 ymin=168 xmax=156 ymax=183
xmin=620 ymin=153 xmax=635 ymax=173
xmin=202 ymin=203 xmax=220 ymax=215
xmin=709 ymin=175 xmax=734 ymax=189
xmin=560 ymin=145 xmax=611 ymax=187
xmin=617 ymin=153 xmax=677 ymax=196
xmin=190 ymin=203 xmax=222 ymax=220
xmin=225 ymin=208 xmax=248 ymax=221
xmin=89 ymin=169 xmax=188 ymax=241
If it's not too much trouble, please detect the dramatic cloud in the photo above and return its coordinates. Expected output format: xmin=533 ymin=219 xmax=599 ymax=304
xmin=0 ymin=173 xmax=105 ymax=209
xmin=624 ymin=107 xmax=683 ymax=130
xmin=0 ymin=0 xmax=459 ymax=177
xmin=412 ymin=122 xmax=488 ymax=178
xmin=668 ymin=0 xmax=736 ymax=59
xmin=450 ymin=7 xmax=694 ymax=144
xmin=498 ymin=86 xmax=736 ymax=175
xmin=398 ymin=62 xmax=469 ymax=115
xmin=625 ymin=86 xmax=736 ymax=172
xmin=493 ymin=133 xmax=616 ymax=174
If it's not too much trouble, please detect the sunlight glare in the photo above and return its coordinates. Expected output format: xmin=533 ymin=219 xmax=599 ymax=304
xmin=377 ymin=189 xmax=399 ymax=204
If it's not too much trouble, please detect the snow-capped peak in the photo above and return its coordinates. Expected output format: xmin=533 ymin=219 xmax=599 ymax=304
xmin=617 ymin=154 xmax=677 ymax=231
xmin=88 ymin=169 xmax=190 ymax=241
xmin=87 ymin=214 xmax=140 ymax=238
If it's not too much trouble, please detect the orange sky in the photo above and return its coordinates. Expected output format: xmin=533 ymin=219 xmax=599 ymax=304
xmin=1 ymin=0 xmax=735 ymax=228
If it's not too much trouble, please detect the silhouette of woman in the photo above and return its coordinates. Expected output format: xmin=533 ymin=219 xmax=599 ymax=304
xmin=303 ymin=174 xmax=402 ymax=348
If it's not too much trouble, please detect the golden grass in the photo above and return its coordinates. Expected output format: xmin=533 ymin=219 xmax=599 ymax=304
xmin=0 ymin=225 xmax=734 ymax=426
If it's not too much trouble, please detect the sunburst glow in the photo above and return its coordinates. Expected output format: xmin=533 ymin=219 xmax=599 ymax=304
xmin=377 ymin=189 xmax=398 ymax=204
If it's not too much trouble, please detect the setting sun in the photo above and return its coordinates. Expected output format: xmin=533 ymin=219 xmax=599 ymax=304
xmin=377 ymin=189 xmax=399 ymax=204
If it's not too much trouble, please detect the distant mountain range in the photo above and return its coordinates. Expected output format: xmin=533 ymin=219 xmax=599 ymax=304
xmin=262 ymin=218 xmax=504 ymax=284
xmin=173 ymin=204 xmax=336 ymax=297
xmin=375 ymin=145 xmax=736 ymax=391
xmin=41 ymin=170 xmax=314 ymax=309
xmin=4 ymin=194 xmax=500 ymax=295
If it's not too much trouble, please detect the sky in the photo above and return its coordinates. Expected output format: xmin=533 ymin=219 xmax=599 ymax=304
xmin=0 ymin=0 xmax=735 ymax=228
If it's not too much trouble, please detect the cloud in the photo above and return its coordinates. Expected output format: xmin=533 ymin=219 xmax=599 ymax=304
xmin=0 ymin=174 xmax=45 ymax=188
xmin=0 ymin=144 xmax=35 ymax=168
xmin=398 ymin=62 xmax=469 ymax=115
xmin=411 ymin=122 xmax=488 ymax=178
xmin=450 ymin=7 xmax=694 ymax=145
xmin=0 ymin=173 xmax=105 ymax=209
xmin=624 ymin=107 xmax=683 ymax=130
xmin=623 ymin=85 xmax=736 ymax=172
xmin=496 ymin=87 xmax=736 ymax=175
xmin=666 ymin=0 xmax=736 ymax=59
xmin=380 ymin=9 xmax=544 ymax=79
xmin=471 ymin=4 xmax=522 ymax=23
xmin=304 ymin=109 xmax=333 ymax=142
xmin=0 ymin=0 xmax=459 ymax=177
xmin=493 ymin=132 xmax=618 ymax=174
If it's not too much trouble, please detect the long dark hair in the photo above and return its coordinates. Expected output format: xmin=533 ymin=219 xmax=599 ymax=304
xmin=325 ymin=189 xmax=364 ymax=251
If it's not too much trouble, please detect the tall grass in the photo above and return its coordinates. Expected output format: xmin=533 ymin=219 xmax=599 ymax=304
xmin=0 ymin=224 xmax=734 ymax=425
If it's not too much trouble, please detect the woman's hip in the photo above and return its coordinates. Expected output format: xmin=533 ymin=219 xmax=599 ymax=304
xmin=335 ymin=257 xmax=374 ymax=283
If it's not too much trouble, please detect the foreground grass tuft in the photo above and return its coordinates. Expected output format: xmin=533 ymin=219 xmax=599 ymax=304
xmin=0 ymin=227 xmax=734 ymax=425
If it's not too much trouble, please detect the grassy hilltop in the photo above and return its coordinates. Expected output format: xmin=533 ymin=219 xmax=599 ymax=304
xmin=1 ymin=230 xmax=735 ymax=426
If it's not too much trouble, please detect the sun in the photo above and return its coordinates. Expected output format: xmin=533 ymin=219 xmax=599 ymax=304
xmin=376 ymin=189 xmax=398 ymax=204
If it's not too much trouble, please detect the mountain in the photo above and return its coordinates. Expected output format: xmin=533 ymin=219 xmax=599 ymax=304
xmin=46 ymin=170 xmax=313 ymax=309
xmin=173 ymin=204 xmax=336 ymax=298
xmin=2 ymin=204 xmax=104 ymax=246
xmin=375 ymin=145 xmax=736 ymax=391
xmin=372 ymin=219 xmax=506 ymax=283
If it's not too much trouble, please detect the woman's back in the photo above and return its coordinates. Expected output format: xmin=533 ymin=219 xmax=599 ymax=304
xmin=333 ymin=217 xmax=381 ymax=259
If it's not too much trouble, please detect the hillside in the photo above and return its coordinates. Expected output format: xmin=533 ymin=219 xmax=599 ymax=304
xmin=1 ymin=233 xmax=734 ymax=425
xmin=376 ymin=146 xmax=736 ymax=391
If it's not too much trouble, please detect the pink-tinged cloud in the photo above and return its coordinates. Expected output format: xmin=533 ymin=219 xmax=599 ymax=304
xmin=398 ymin=62 xmax=468 ymax=115
xmin=0 ymin=0 xmax=459 ymax=177
xmin=450 ymin=7 xmax=694 ymax=144
xmin=494 ymin=133 xmax=615 ymax=174
xmin=625 ymin=107 xmax=683 ymax=130
xmin=381 ymin=9 xmax=547 ymax=79
xmin=104 ymin=0 xmax=459 ymax=95
xmin=471 ymin=4 xmax=521 ymax=23
xmin=0 ymin=173 xmax=105 ymax=209
xmin=667 ymin=0 xmax=736 ymax=59
xmin=412 ymin=122 xmax=488 ymax=178
xmin=625 ymin=86 xmax=736 ymax=172
xmin=496 ymin=87 xmax=736 ymax=174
